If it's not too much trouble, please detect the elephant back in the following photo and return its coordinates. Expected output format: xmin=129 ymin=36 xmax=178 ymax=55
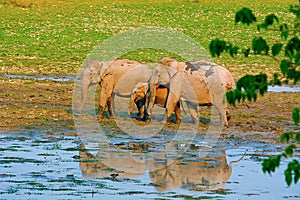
xmin=106 ymin=60 xmax=152 ymax=97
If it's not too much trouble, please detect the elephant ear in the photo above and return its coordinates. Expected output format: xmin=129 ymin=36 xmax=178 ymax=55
xmin=98 ymin=61 xmax=111 ymax=78
xmin=168 ymin=62 xmax=181 ymax=78
xmin=158 ymin=57 xmax=179 ymax=78
xmin=85 ymin=60 xmax=102 ymax=83
xmin=98 ymin=61 xmax=114 ymax=82
xmin=168 ymin=66 xmax=178 ymax=78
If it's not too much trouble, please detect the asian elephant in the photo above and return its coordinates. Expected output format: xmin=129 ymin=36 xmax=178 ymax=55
xmin=147 ymin=57 xmax=235 ymax=126
xmin=128 ymin=82 xmax=181 ymax=123
xmin=78 ymin=59 xmax=152 ymax=118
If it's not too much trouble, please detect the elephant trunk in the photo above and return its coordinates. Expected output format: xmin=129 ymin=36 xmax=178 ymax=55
xmin=78 ymin=76 xmax=90 ymax=113
xmin=147 ymin=83 xmax=158 ymax=117
xmin=128 ymin=92 xmax=137 ymax=116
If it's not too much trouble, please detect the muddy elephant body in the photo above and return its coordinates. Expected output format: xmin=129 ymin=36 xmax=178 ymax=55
xmin=79 ymin=59 xmax=152 ymax=118
xmin=128 ymin=82 xmax=181 ymax=122
xmin=147 ymin=57 xmax=235 ymax=126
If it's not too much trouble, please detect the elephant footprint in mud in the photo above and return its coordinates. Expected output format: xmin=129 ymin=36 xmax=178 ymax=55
xmin=128 ymin=82 xmax=181 ymax=123
xmin=78 ymin=59 xmax=151 ymax=118
xmin=147 ymin=57 xmax=235 ymax=126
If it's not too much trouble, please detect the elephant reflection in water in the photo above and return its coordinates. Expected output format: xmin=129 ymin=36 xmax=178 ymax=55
xmin=79 ymin=144 xmax=147 ymax=179
xmin=79 ymin=143 xmax=238 ymax=192
xmin=147 ymin=148 xmax=233 ymax=191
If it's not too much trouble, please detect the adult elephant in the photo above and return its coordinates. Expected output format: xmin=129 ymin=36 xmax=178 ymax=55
xmin=128 ymin=82 xmax=181 ymax=123
xmin=78 ymin=59 xmax=152 ymax=118
xmin=147 ymin=57 xmax=235 ymax=126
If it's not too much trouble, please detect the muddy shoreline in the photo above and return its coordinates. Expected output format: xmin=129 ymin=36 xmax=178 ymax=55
xmin=0 ymin=77 xmax=299 ymax=144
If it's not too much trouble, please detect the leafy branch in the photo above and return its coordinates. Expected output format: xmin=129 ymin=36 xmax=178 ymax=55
xmin=209 ymin=3 xmax=300 ymax=186
xmin=262 ymin=113 xmax=300 ymax=187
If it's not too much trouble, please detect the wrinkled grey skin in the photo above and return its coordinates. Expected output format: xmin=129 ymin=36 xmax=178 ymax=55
xmin=78 ymin=60 xmax=152 ymax=118
xmin=147 ymin=57 xmax=235 ymax=126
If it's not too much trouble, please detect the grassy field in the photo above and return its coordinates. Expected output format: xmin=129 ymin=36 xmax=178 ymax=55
xmin=0 ymin=0 xmax=297 ymax=79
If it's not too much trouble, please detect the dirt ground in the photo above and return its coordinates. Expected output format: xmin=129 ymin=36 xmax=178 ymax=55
xmin=0 ymin=78 xmax=299 ymax=144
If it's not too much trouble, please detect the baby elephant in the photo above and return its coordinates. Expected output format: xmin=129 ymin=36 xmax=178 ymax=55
xmin=128 ymin=82 xmax=181 ymax=123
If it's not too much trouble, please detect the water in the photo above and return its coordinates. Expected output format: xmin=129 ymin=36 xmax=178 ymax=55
xmin=268 ymin=85 xmax=300 ymax=93
xmin=1 ymin=74 xmax=300 ymax=93
xmin=1 ymin=74 xmax=75 ymax=82
xmin=0 ymin=130 xmax=299 ymax=200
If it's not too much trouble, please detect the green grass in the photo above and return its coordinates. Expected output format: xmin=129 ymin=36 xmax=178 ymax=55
xmin=0 ymin=0 xmax=296 ymax=79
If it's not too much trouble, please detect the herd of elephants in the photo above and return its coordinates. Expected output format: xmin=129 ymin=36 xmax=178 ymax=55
xmin=78 ymin=57 xmax=235 ymax=126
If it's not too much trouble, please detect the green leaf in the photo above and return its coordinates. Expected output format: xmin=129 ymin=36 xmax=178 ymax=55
xmin=229 ymin=46 xmax=239 ymax=57
xmin=243 ymin=48 xmax=250 ymax=57
xmin=269 ymin=73 xmax=282 ymax=86
xmin=280 ymin=132 xmax=293 ymax=143
xmin=295 ymin=50 xmax=300 ymax=65
xmin=284 ymin=144 xmax=296 ymax=157
xmin=252 ymin=37 xmax=269 ymax=54
xmin=285 ymin=169 xmax=293 ymax=186
xmin=285 ymin=36 xmax=300 ymax=59
xmin=235 ymin=7 xmax=257 ymax=25
xmin=292 ymin=108 xmax=299 ymax=125
xmin=209 ymin=39 xmax=227 ymax=57
xmin=264 ymin=14 xmax=279 ymax=26
xmin=295 ymin=170 xmax=300 ymax=184
xmin=280 ymin=60 xmax=291 ymax=76
xmin=262 ymin=155 xmax=282 ymax=175
xmin=290 ymin=4 xmax=300 ymax=18
xmin=296 ymin=133 xmax=300 ymax=143
xmin=226 ymin=91 xmax=236 ymax=107
xmin=271 ymin=43 xmax=283 ymax=56
xmin=281 ymin=31 xmax=289 ymax=40
xmin=280 ymin=23 xmax=289 ymax=40
xmin=262 ymin=159 xmax=270 ymax=174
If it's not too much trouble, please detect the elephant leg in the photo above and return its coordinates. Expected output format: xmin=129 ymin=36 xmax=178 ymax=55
xmin=213 ymin=103 xmax=228 ymax=127
xmin=174 ymin=102 xmax=181 ymax=124
xmin=146 ymin=83 xmax=158 ymax=121
xmin=166 ymin=93 xmax=179 ymax=123
xmin=220 ymin=108 xmax=228 ymax=127
xmin=98 ymin=83 xmax=114 ymax=118
xmin=226 ymin=110 xmax=231 ymax=121
xmin=140 ymin=105 xmax=145 ymax=120
xmin=107 ymin=96 xmax=115 ymax=119
xmin=134 ymin=99 xmax=145 ymax=120
xmin=98 ymin=105 xmax=105 ymax=117
xmin=187 ymin=102 xmax=198 ymax=124
xmin=78 ymin=101 xmax=85 ymax=113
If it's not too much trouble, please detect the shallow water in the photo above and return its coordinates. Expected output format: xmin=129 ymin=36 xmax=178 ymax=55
xmin=2 ymin=74 xmax=300 ymax=93
xmin=1 ymin=74 xmax=75 ymax=82
xmin=268 ymin=85 xmax=300 ymax=93
xmin=0 ymin=130 xmax=299 ymax=200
